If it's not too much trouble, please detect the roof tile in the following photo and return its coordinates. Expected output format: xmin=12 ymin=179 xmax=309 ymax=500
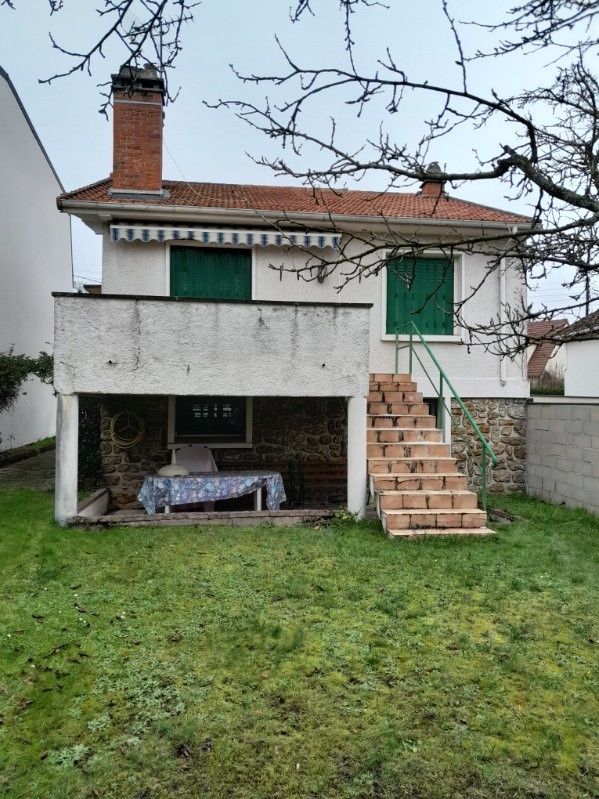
xmin=527 ymin=319 xmax=568 ymax=379
xmin=59 ymin=178 xmax=531 ymax=224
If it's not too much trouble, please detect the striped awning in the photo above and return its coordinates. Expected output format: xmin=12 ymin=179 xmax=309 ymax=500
xmin=110 ymin=224 xmax=341 ymax=250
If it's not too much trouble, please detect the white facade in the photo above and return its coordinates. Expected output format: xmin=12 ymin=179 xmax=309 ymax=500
xmin=0 ymin=68 xmax=72 ymax=450
xmin=564 ymin=340 xmax=599 ymax=397
xmin=99 ymin=230 xmax=529 ymax=399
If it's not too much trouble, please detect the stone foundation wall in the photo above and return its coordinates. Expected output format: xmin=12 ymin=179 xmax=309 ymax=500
xmin=215 ymin=397 xmax=346 ymax=465
xmin=98 ymin=396 xmax=347 ymax=509
xmin=100 ymin=396 xmax=170 ymax=508
xmin=451 ymin=398 xmax=526 ymax=493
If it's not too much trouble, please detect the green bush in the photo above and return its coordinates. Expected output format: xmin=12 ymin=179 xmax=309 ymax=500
xmin=0 ymin=348 xmax=53 ymax=415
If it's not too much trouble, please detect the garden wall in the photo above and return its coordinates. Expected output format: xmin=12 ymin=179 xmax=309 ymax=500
xmin=526 ymin=400 xmax=599 ymax=516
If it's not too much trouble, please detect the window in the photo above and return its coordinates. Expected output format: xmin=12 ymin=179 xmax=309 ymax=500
xmin=170 ymin=247 xmax=251 ymax=300
xmin=169 ymin=396 xmax=252 ymax=447
xmin=386 ymin=256 xmax=454 ymax=336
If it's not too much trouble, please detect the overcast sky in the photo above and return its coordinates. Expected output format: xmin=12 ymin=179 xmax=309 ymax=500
xmin=0 ymin=0 xmax=586 ymax=312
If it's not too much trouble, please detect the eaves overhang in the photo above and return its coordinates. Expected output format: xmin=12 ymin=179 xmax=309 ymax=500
xmin=58 ymin=197 xmax=534 ymax=236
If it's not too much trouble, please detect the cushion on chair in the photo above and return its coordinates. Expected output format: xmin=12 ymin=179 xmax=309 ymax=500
xmin=157 ymin=464 xmax=189 ymax=477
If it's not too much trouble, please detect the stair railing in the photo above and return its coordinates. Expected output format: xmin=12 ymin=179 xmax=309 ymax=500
xmin=394 ymin=321 xmax=498 ymax=510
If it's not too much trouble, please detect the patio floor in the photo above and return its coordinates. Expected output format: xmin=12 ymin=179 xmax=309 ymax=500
xmin=72 ymin=507 xmax=337 ymax=528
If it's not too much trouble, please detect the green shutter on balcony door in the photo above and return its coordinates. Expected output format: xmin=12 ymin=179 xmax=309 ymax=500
xmin=170 ymin=247 xmax=252 ymax=300
xmin=386 ymin=256 xmax=454 ymax=335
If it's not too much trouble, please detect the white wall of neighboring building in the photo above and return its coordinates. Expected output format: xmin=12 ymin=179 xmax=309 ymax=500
xmin=0 ymin=68 xmax=72 ymax=450
xmin=100 ymin=231 xmax=529 ymax=399
xmin=564 ymin=340 xmax=599 ymax=397
xmin=546 ymin=343 xmax=565 ymax=376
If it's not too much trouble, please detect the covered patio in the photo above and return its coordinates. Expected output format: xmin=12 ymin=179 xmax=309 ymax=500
xmin=52 ymin=293 xmax=371 ymax=526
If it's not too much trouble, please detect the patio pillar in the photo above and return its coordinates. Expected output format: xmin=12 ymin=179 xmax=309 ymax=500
xmin=55 ymin=393 xmax=79 ymax=527
xmin=347 ymin=394 xmax=367 ymax=519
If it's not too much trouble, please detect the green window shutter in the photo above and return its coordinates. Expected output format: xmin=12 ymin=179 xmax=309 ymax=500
xmin=170 ymin=247 xmax=251 ymax=300
xmin=386 ymin=256 xmax=454 ymax=335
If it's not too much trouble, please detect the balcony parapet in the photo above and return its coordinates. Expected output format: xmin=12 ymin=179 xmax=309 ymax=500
xmin=53 ymin=293 xmax=371 ymax=398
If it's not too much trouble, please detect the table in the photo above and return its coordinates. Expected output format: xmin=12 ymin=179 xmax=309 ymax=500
xmin=138 ymin=470 xmax=286 ymax=515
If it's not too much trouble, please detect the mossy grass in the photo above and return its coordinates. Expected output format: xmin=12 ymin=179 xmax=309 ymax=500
xmin=0 ymin=489 xmax=597 ymax=798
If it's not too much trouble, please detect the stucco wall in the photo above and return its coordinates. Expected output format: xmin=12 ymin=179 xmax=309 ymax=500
xmin=54 ymin=295 xmax=370 ymax=398
xmin=98 ymin=233 xmax=528 ymax=399
xmin=0 ymin=71 xmax=72 ymax=449
xmin=102 ymin=238 xmax=166 ymax=295
xmin=564 ymin=340 xmax=599 ymax=397
xmin=527 ymin=401 xmax=599 ymax=516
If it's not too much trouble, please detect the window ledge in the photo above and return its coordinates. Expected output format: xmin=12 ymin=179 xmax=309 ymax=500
xmin=382 ymin=334 xmax=463 ymax=343
xmin=168 ymin=442 xmax=253 ymax=450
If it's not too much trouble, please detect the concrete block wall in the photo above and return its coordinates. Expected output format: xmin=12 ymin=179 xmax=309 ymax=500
xmin=526 ymin=402 xmax=599 ymax=515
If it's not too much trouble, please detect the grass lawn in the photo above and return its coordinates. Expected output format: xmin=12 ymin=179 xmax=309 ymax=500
xmin=0 ymin=490 xmax=597 ymax=798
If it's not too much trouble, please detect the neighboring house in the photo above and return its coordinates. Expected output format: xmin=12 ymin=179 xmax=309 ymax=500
xmin=527 ymin=319 xmax=567 ymax=389
xmin=0 ymin=66 xmax=73 ymax=451
xmin=563 ymin=310 xmax=599 ymax=397
xmin=52 ymin=66 xmax=531 ymax=532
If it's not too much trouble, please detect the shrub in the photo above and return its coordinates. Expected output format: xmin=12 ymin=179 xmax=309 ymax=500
xmin=0 ymin=348 xmax=53 ymax=415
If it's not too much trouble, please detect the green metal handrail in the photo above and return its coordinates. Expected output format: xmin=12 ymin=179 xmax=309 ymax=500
xmin=394 ymin=321 xmax=498 ymax=510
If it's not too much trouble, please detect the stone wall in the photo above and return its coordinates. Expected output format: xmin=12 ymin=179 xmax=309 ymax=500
xmin=100 ymin=396 xmax=170 ymax=508
xmin=98 ymin=396 xmax=347 ymax=509
xmin=450 ymin=398 xmax=526 ymax=493
xmin=527 ymin=402 xmax=599 ymax=515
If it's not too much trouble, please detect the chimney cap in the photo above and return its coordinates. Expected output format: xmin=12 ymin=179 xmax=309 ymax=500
xmin=423 ymin=161 xmax=444 ymax=180
xmin=111 ymin=62 xmax=165 ymax=96
xmin=419 ymin=161 xmax=446 ymax=197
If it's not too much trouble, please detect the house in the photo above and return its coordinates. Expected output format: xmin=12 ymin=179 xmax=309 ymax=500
xmin=52 ymin=65 xmax=531 ymax=533
xmin=527 ymin=319 xmax=567 ymax=390
xmin=562 ymin=310 xmax=599 ymax=397
xmin=0 ymin=66 xmax=73 ymax=452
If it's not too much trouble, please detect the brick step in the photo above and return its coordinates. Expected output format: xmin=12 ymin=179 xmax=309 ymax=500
xmin=382 ymin=507 xmax=487 ymax=532
xmin=370 ymin=373 xmax=412 ymax=383
xmin=371 ymin=473 xmax=468 ymax=492
xmin=387 ymin=527 xmax=495 ymax=539
xmin=368 ymin=457 xmax=457 ymax=475
xmin=367 ymin=442 xmax=450 ymax=459
xmin=368 ymin=390 xmax=423 ymax=403
xmin=367 ymin=428 xmax=443 ymax=443
xmin=368 ymin=414 xmax=436 ymax=429
xmin=376 ymin=489 xmax=478 ymax=511
xmin=368 ymin=402 xmax=430 ymax=416
xmin=369 ymin=381 xmax=417 ymax=392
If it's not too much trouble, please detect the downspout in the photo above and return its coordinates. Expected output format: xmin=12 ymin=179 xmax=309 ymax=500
xmin=499 ymin=258 xmax=507 ymax=387
xmin=499 ymin=225 xmax=517 ymax=387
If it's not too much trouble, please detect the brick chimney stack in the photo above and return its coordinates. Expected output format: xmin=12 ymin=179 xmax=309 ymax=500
xmin=419 ymin=162 xmax=446 ymax=199
xmin=111 ymin=64 xmax=165 ymax=194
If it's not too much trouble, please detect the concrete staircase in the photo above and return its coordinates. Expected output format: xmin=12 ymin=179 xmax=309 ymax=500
xmin=368 ymin=373 xmax=494 ymax=538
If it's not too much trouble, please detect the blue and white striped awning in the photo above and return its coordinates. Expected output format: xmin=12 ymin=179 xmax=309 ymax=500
xmin=110 ymin=224 xmax=341 ymax=250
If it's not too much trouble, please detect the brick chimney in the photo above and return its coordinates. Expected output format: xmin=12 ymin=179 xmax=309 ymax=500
xmin=111 ymin=64 xmax=165 ymax=194
xmin=419 ymin=162 xmax=446 ymax=199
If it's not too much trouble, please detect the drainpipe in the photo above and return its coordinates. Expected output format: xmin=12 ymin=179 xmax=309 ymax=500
xmin=499 ymin=226 xmax=518 ymax=387
xmin=499 ymin=258 xmax=507 ymax=387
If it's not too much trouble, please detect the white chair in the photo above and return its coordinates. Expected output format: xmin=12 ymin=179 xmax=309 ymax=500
xmin=166 ymin=445 xmax=218 ymax=512
xmin=174 ymin=444 xmax=218 ymax=474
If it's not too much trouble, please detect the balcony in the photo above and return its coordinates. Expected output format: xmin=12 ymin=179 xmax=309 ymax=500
xmin=53 ymin=293 xmax=371 ymax=398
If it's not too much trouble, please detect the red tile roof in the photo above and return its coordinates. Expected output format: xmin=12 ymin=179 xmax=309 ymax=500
xmin=58 ymin=178 xmax=531 ymax=224
xmin=527 ymin=319 xmax=568 ymax=379
xmin=561 ymin=309 xmax=599 ymax=340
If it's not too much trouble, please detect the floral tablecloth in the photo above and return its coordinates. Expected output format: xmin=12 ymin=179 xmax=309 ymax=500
xmin=138 ymin=470 xmax=286 ymax=514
